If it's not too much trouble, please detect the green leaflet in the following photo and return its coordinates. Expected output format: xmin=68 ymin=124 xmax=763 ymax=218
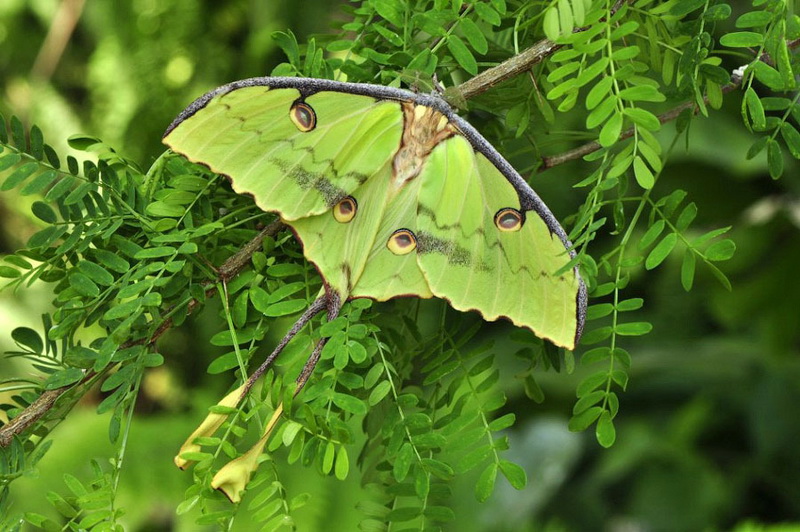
xmin=164 ymin=78 xmax=585 ymax=350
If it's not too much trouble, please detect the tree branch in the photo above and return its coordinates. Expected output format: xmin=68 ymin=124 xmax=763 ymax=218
xmin=31 ymin=0 xmax=86 ymax=81
xmin=448 ymin=0 xmax=633 ymax=104
xmin=446 ymin=39 xmax=561 ymax=104
xmin=540 ymin=38 xmax=800 ymax=171
xmin=540 ymin=82 xmax=739 ymax=170
xmin=0 ymin=221 xmax=285 ymax=447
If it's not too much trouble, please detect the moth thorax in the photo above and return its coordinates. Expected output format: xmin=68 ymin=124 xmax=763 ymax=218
xmin=391 ymin=103 xmax=454 ymax=191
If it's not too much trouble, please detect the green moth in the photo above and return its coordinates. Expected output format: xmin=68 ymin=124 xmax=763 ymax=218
xmin=164 ymin=77 xmax=587 ymax=349
xmin=164 ymin=77 xmax=587 ymax=501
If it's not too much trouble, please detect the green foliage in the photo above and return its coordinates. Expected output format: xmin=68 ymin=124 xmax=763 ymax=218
xmin=23 ymin=461 xmax=124 ymax=531
xmin=1 ymin=0 xmax=798 ymax=529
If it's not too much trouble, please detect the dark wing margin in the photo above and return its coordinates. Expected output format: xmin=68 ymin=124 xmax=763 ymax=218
xmin=163 ymin=76 xmax=587 ymax=346
xmin=163 ymin=77 xmax=424 ymax=137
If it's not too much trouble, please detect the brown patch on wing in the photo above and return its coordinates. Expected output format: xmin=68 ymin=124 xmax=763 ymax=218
xmin=341 ymin=262 xmax=353 ymax=294
xmin=391 ymin=103 xmax=456 ymax=190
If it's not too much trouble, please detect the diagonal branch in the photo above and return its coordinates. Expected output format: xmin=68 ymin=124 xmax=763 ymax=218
xmin=449 ymin=0 xmax=633 ymax=104
xmin=540 ymin=82 xmax=739 ymax=170
xmin=241 ymin=294 xmax=327 ymax=398
xmin=447 ymin=38 xmax=561 ymax=104
xmin=31 ymin=0 xmax=86 ymax=81
xmin=540 ymin=38 xmax=800 ymax=171
xmin=0 ymin=220 xmax=285 ymax=447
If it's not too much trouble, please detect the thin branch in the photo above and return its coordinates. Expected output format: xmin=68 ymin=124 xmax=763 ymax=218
xmin=31 ymin=0 xmax=86 ymax=81
xmin=295 ymin=290 xmax=342 ymax=392
xmin=0 ymin=389 xmax=62 ymax=448
xmin=0 ymin=221 xmax=285 ymax=447
xmin=447 ymin=39 xmax=560 ymax=105
xmin=448 ymin=0 xmax=633 ymax=104
xmin=541 ymin=38 xmax=800 ymax=170
xmin=428 ymin=4 xmax=471 ymax=56
xmin=539 ymin=83 xmax=738 ymax=169
xmin=132 ymin=220 xmax=285 ymax=347
xmin=218 ymin=221 xmax=284 ymax=281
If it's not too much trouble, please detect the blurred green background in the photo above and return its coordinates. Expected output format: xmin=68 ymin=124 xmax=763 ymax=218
xmin=1 ymin=0 xmax=799 ymax=530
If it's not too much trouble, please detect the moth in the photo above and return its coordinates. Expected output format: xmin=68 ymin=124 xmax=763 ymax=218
xmin=164 ymin=77 xmax=586 ymax=501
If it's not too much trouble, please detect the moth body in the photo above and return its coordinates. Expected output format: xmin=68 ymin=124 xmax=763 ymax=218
xmin=391 ymin=103 xmax=456 ymax=195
